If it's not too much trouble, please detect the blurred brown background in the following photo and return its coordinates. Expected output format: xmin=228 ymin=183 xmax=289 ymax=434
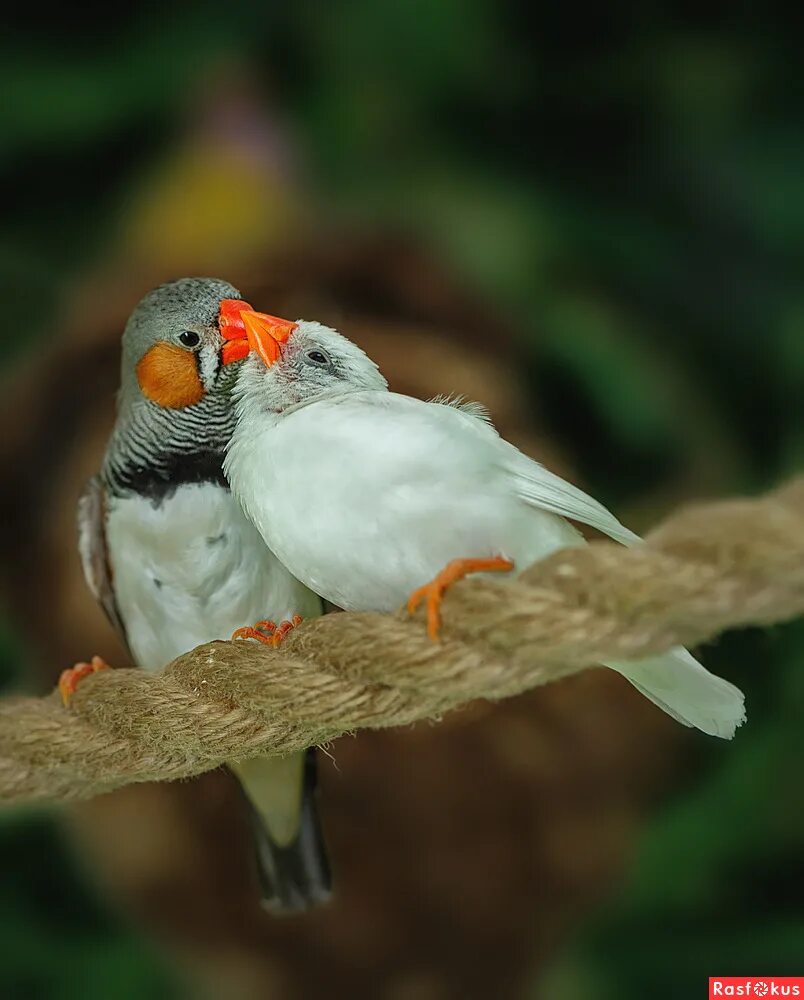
xmin=0 ymin=5 xmax=801 ymax=998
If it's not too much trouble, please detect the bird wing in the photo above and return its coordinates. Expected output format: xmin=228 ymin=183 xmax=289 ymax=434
xmin=419 ymin=398 xmax=743 ymax=736
xmin=419 ymin=395 xmax=638 ymax=545
xmin=503 ymin=449 xmax=641 ymax=546
xmin=77 ymin=475 xmax=130 ymax=650
xmin=390 ymin=392 xmax=640 ymax=546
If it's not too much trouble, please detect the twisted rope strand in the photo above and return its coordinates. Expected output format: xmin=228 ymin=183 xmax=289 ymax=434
xmin=1 ymin=478 xmax=802 ymax=804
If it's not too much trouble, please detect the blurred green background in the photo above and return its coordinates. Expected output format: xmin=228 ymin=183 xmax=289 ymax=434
xmin=1 ymin=3 xmax=802 ymax=997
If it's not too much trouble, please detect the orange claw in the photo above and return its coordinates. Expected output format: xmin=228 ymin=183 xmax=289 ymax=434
xmin=407 ymin=557 xmax=515 ymax=641
xmin=59 ymin=656 xmax=111 ymax=708
xmin=232 ymin=615 xmax=303 ymax=648
xmin=232 ymin=619 xmax=278 ymax=644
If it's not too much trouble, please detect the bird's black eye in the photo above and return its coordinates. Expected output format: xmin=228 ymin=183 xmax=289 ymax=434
xmin=306 ymin=349 xmax=330 ymax=366
xmin=179 ymin=331 xmax=200 ymax=348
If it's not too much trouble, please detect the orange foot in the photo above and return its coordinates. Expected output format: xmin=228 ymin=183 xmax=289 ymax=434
xmin=231 ymin=615 xmax=303 ymax=648
xmin=59 ymin=656 xmax=111 ymax=708
xmin=407 ymin=557 xmax=515 ymax=641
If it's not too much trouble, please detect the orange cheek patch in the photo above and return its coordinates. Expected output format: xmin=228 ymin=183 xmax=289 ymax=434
xmin=136 ymin=342 xmax=204 ymax=409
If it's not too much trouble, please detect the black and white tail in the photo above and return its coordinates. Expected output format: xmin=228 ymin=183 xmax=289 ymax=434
xmin=234 ymin=749 xmax=332 ymax=912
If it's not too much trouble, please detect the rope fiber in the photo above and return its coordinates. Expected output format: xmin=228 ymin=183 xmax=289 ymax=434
xmin=2 ymin=478 xmax=803 ymax=804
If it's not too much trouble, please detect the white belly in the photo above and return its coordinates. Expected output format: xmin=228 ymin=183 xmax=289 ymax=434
xmin=106 ymin=482 xmax=321 ymax=671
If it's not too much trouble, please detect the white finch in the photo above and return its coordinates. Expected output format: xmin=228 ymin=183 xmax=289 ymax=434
xmin=71 ymin=279 xmax=330 ymax=910
xmin=222 ymin=312 xmax=745 ymax=739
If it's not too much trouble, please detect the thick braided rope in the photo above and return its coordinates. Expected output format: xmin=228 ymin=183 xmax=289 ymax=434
xmin=2 ymin=478 xmax=803 ymax=804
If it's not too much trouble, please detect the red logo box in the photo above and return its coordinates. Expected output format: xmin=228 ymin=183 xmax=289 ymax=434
xmin=709 ymin=979 xmax=804 ymax=998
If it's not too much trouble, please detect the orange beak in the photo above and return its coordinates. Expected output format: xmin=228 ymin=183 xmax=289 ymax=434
xmin=219 ymin=298 xmax=298 ymax=368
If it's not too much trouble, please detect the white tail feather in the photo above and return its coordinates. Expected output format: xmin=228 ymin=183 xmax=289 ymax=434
xmin=606 ymin=648 xmax=746 ymax=739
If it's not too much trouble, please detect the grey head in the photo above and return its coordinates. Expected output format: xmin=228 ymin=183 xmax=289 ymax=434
xmin=119 ymin=277 xmax=242 ymax=405
xmin=104 ymin=277 xmax=245 ymax=501
xmin=233 ymin=319 xmax=388 ymax=419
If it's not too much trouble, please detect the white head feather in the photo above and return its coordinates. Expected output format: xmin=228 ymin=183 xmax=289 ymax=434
xmin=233 ymin=320 xmax=388 ymax=420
